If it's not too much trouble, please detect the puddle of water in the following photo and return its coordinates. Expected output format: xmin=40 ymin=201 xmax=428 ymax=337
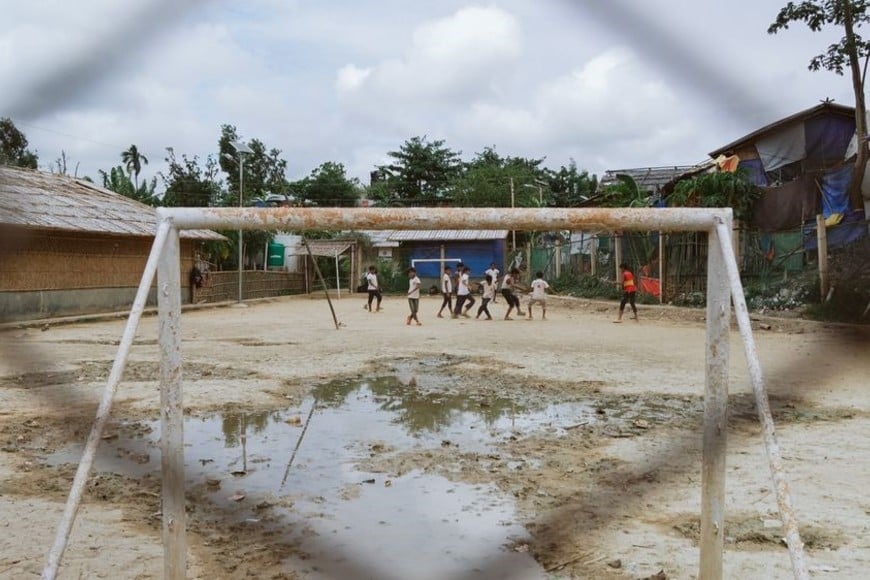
xmin=49 ymin=376 xmax=597 ymax=578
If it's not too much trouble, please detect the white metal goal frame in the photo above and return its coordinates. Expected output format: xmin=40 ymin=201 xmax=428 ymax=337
xmin=41 ymin=207 xmax=809 ymax=580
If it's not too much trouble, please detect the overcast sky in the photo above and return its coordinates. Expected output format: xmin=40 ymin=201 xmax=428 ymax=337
xmin=0 ymin=0 xmax=858 ymax=190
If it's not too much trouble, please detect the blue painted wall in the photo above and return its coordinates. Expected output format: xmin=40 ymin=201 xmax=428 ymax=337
xmin=405 ymin=240 xmax=505 ymax=279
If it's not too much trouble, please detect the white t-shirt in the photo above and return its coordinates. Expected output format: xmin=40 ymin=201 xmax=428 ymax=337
xmin=442 ymin=273 xmax=452 ymax=294
xmin=457 ymin=273 xmax=470 ymax=296
xmin=481 ymin=281 xmax=495 ymax=300
xmin=408 ymin=276 xmax=421 ymax=299
xmin=530 ymin=278 xmax=549 ymax=299
xmin=366 ymin=272 xmax=379 ymax=291
xmin=500 ymin=274 xmax=513 ymax=291
xmin=485 ymin=267 xmax=500 ymax=284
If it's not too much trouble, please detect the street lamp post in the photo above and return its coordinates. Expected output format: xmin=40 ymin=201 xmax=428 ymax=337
xmin=227 ymin=141 xmax=253 ymax=305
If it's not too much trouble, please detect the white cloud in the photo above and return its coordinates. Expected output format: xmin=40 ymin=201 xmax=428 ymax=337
xmin=336 ymin=65 xmax=372 ymax=92
xmin=337 ymin=5 xmax=522 ymax=104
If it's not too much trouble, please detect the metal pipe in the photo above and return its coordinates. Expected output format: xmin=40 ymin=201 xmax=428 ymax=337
xmin=714 ymin=219 xmax=810 ymax=580
xmin=699 ymin=218 xmax=731 ymax=579
xmin=42 ymin=219 xmax=173 ymax=580
xmin=158 ymin=224 xmax=186 ymax=579
xmin=162 ymin=207 xmax=726 ymax=233
xmin=238 ymin=156 xmax=244 ymax=303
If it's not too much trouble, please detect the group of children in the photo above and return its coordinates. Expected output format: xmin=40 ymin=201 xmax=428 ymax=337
xmin=364 ymin=261 xmax=639 ymax=326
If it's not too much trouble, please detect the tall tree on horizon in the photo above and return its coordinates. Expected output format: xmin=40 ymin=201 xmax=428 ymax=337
xmin=121 ymin=144 xmax=149 ymax=190
xmin=0 ymin=117 xmax=38 ymax=169
xmin=769 ymin=0 xmax=870 ymax=210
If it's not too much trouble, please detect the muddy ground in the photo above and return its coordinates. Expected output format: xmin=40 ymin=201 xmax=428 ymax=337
xmin=0 ymin=294 xmax=868 ymax=579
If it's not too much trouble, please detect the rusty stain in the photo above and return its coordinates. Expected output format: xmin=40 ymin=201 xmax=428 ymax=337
xmin=157 ymin=207 xmax=731 ymax=233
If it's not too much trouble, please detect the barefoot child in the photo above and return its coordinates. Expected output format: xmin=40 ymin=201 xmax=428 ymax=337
xmin=365 ymin=265 xmax=382 ymax=312
xmin=453 ymin=266 xmax=475 ymax=318
xmin=615 ymin=263 xmax=638 ymax=323
xmin=406 ymin=267 xmax=422 ymax=326
xmin=476 ymin=274 xmax=495 ymax=320
xmin=501 ymin=267 xmax=525 ymax=320
xmin=485 ymin=263 xmax=500 ymax=303
xmin=527 ymin=271 xmax=549 ymax=320
xmin=437 ymin=266 xmax=453 ymax=318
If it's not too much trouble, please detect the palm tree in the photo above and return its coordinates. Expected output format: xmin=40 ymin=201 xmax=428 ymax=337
xmin=121 ymin=144 xmax=149 ymax=190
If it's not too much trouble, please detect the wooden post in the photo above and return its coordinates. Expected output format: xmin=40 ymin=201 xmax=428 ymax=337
xmin=816 ymin=214 xmax=829 ymax=301
xmin=158 ymin=225 xmax=186 ymax=580
xmin=614 ymin=234 xmax=623 ymax=280
xmin=555 ymin=239 xmax=562 ymax=278
xmin=700 ymin=221 xmax=731 ymax=580
xmin=510 ymin=178 xmax=516 ymax=252
xmin=658 ymin=232 xmax=665 ymax=304
xmin=591 ymin=236 xmax=597 ymax=276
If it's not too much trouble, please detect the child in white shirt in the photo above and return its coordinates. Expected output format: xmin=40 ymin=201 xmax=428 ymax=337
xmin=406 ymin=267 xmax=422 ymax=326
xmin=476 ymin=274 xmax=495 ymax=320
xmin=527 ymin=270 xmax=550 ymax=320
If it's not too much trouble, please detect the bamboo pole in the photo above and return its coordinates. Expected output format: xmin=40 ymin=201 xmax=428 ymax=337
xmin=816 ymin=214 xmax=829 ymax=301
xmin=302 ymin=238 xmax=340 ymax=330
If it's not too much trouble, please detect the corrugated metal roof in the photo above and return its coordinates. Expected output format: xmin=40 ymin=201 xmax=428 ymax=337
xmin=0 ymin=166 xmax=225 ymax=240
xmin=388 ymin=230 xmax=509 ymax=242
xmin=598 ymin=166 xmax=700 ymax=193
xmin=356 ymin=230 xmax=401 ymax=247
xmin=302 ymin=240 xmax=355 ymax=257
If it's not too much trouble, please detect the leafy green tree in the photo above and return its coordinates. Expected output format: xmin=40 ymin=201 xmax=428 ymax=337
xmin=121 ymin=144 xmax=149 ymax=190
xmin=768 ymin=0 xmax=870 ymax=209
xmin=451 ymin=147 xmax=545 ymax=207
xmin=218 ymin=124 xmax=288 ymax=206
xmin=0 ymin=117 xmax=38 ymax=169
xmin=99 ymin=165 xmax=157 ymax=205
xmin=376 ymin=136 xmax=462 ymax=206
xmin=542 ymin=160 xmax=598 ymax=206
xmin=598 ymin=174 xmax=650 ymax=208
xmin=159 ymin=147 xmax=222 ymax=207
xmin=670 ymin=169 xmax=761 ymax=221
xmin=295 ymin=161 xmax=361 ymax=207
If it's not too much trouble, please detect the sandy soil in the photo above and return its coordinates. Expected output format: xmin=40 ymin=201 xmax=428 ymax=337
xmin=0 ymin=293 xmax=868 ymax=579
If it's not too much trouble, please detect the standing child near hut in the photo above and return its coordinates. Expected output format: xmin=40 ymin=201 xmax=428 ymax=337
xmin=437 ymin=266 xmax=453 ymax=318
xmin=476 ymin=274 xmax=495 ymax=320
xmin=406 ymin=267 xmax=422 ymax=326
xmin=615 ymin=263 xmax=638 ymax=323
xmin=527 ymin=271 xmax=550 ymax=320
xmin=500 ymin=267 xmax=525 ymax=320
xmin=365 ymin=265 xmax=382 ymax=312
xmin=485 ymin=263 xmax=501 ymax=303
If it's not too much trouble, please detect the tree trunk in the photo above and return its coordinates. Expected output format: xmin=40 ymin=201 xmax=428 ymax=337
xmin=844 ymin=0 xmax=869 ymax=209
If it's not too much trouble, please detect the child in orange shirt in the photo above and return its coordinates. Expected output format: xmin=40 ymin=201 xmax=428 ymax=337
xmin=615 ymin=263 xmax=638 ymax=323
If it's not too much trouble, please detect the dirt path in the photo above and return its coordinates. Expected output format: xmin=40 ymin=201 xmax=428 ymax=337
xmin=0 ymin=294 xmax=868 ymax=579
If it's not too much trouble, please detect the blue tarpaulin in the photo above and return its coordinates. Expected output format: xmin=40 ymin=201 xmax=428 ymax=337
xmin=804 ymin=209 xmax=866 ymax=250
xmin=805 ymin=115 xmax=855 ymax=167
xmin=819 ymin=164 xmax=853 ymax=217
xmin=737 ymin=159 xmax=768 ymax=187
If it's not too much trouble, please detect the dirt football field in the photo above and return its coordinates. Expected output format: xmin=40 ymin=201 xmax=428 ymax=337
xmin=0 ymin=294 xmax=868 ymax=579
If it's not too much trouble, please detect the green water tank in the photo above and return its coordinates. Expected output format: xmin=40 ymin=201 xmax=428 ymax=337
xmin=267 ymin=242 xmax=285 ymax=267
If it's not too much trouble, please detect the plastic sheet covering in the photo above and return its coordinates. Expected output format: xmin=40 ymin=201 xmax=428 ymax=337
xmin=805 ymin=114 xmax=854 ymax=167
xmin=751 ymin=176 xmax=817 ymax=232
xmin=804 ymin=209 xmax=867 ymax=250
xmin=737 ymin=159 xmax=768 ymax=186
xmin=757 ymin=122 xmax=807 ymax=172
xmin=820 ymin=164 xmax=853 ymax=217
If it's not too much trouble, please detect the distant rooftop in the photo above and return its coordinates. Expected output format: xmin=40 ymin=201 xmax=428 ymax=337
xmin=598 ymin=165 xmax=702 ymax=193
xmin=0 ymin=166 xmax=224 ymax=240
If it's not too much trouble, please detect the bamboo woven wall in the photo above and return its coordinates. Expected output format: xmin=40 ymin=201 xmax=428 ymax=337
xmin=0 ymin=229 xmax=195 ymax=292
